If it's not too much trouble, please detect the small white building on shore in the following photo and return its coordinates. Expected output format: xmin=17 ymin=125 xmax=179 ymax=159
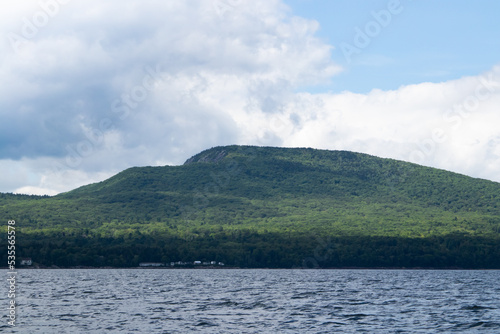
xmin=139 ymin=262 xmax=164 ymax=267
xmin=20 ymin=258 xmax=33 ymax=266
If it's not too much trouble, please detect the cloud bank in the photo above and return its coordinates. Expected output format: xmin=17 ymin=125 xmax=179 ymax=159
xmin=0 ymin=0 xmax=499 ymax=195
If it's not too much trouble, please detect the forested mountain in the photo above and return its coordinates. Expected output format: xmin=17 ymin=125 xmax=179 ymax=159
xmin=2 ymin=145 xmax=500 ymax=268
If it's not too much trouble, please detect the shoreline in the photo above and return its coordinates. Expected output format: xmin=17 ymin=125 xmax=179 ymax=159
xmin=2 ymin=266 xmax=500 ymax=270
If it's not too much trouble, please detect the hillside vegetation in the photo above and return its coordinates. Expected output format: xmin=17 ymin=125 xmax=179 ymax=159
xmin=2 ymin=145 xmax=500 ymax=268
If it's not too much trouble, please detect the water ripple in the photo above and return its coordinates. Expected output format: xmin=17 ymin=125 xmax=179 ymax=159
xmin=2 ymin=269 xmax=500 ymax=333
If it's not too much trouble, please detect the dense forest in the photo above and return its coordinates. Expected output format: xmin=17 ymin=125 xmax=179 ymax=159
xmin=2 ymin=145 xmax=500 ymax=268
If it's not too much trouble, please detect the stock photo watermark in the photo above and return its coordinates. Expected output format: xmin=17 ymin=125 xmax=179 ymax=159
xmin=181 ymin=147 xmax=257 ymax=223
xmin=6 ymin=220 xmax=17 ymax=327
xmin=51 ymin=0 xmax=244 ymax=177
xmin=409 ymin=70 xmax=500 ymax=164
xmin=57 ymin=65 xmax=164 ymax=170
xmin=7 ymin=0 xmax=72 ymax=55
xmin=214 ymin=0 xmax=242 ymax=18
xmin=339 ymin=0 xmax=409 ymax=64
xmin=298 ymin=235 xmax=336 ymax=269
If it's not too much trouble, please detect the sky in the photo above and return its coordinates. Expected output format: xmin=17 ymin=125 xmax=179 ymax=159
xmin=1 ymin=0 xmax=499 ymax=195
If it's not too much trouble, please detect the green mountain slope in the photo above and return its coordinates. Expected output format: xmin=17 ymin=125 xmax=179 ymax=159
xmin=2 ymin=145 xmax=500 ymax=268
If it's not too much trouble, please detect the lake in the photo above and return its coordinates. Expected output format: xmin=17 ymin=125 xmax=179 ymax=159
xmin=2 ymin=269 xmax=500 ymax=333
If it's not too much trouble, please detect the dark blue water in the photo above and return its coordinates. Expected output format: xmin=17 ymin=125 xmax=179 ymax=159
xmin=2 ymin=269 xmax=500 ymax=333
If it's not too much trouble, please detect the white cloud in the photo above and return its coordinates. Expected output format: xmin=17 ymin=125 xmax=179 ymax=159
xmin=273 ymin=66 xmax=500 ymax=182
xmin=14 ymin=187 xmax=59 ymax=196
xmin=0 ymin=0 xmax=499 ymax=195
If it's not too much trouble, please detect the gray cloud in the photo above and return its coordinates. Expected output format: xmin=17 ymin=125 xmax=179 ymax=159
xmin=0 ymin=0 xmax=339 ymax=194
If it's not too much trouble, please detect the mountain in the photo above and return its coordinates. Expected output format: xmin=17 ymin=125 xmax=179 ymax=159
xmin=2 ymin=145 xmax=500 ymax=268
